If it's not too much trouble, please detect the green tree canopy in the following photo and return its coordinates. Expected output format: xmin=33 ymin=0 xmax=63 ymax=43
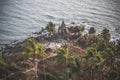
xmin=22 ymin=37 xmax=46 ymax=58
xmin=45 ymin=22 xmax=55 ymax=34
xmin=101 ymin=28 xmax=111 ymax=41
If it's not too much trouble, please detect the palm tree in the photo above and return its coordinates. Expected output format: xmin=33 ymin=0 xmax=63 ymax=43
xmin=45 ymin=21 xmax=55 ymax=37
xmin=56 ymin=44 xmax=70 ymax=79
xmin=99 ymin=41 xmax=120 ymax=80
xmin=22 ymin=37 xmax=46 ymax=80
xmin=45 ymin=22 xmax=59 ymax=51
xmin=68 ymin=56 xmax=83 ymax=80
xmin=56 ymin=44 xmax=69 ymax=63
xmin=83 ymin=47 xmax=105 ymax=80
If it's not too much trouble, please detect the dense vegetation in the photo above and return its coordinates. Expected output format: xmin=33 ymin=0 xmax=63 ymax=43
xmin=0 ymin=21 xmax=120 ymax=80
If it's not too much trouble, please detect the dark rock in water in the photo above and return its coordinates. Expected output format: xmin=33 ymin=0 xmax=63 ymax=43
xmin=115 ymin=27 xmax=120 ymax=34
xmin=115 ymin=27 xmax=119 ymax=31
xmin=2 ymin=41 xmax=23 ymax=56
xmin=112 ymin=37 xmax=115 ymax=39
xmin=32 ymin=31 xmax=42 ymax=35
xmin=0 ymin=47 xmax=4 ymax=52
xmin=71 ymin=21 xmax=75 ymax=25
xmin=89 ymin=27 xmax=96 ymax=34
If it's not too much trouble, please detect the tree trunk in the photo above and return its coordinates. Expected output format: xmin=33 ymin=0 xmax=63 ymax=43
xmin=35 ymin=61 xmax=38 ymax=80
xmin=43 ymin=60 xmax=46 ymax=80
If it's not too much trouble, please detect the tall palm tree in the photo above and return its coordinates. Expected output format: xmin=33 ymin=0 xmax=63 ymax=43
xmin=45 ymin=22 xmax=58 ymax=50
xmin=56 ymin=44 xmax=69 ymax=64
xmin=56 ymin=44 xmax=70 ymax=79
xmin=22 ymin=37 xmax=46 ymax=80
xmin=83 ymin=47 xmax=105 ymax=80
xmin=68 ymin=56 xmax=83 ymax=80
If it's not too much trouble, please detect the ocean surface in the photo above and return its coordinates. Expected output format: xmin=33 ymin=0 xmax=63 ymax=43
xmin=0 ymin=0 xmax=120 ymax=47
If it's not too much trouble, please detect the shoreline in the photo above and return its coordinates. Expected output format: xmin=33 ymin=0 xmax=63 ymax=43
xmin=0 ymin=22 xmax=120 ymax=51
xmin=0 ymin=21 xmax=120 ymax=56
xmin=0 ymin=21 xmax=120 ymax=51
xmin=1 ymin=21 xmax=120 ymax=53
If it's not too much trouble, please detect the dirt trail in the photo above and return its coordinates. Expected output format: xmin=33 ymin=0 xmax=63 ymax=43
xmin=23 ymin=53 xmax=57 ymax=73
xmin=7 ymin=53 xmax=57 ymax=79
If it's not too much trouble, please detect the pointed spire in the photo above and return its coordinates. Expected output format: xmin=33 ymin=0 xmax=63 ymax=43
xmin=61 ymin=21 xmax=66 ymax=28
